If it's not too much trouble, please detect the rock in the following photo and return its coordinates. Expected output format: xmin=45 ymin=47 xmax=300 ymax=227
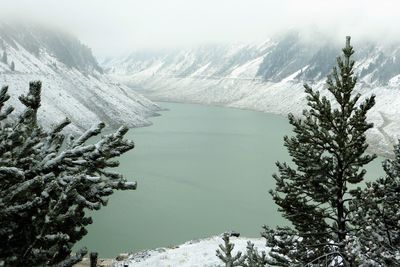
xmin=115 ymin=253 xmax=129 ymax=261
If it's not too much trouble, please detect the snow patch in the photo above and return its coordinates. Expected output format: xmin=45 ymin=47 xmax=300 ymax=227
xmin=113 ymin=236 xmax=268 ymax=267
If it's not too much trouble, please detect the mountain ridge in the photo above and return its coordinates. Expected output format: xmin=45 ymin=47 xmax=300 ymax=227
xmin=105 ymin=32 xmax=400 ymax=86
xmin=104 ymin=32 xmax=400 ymax=156
xmin=0 ymin=23 xmax=161 ymax=133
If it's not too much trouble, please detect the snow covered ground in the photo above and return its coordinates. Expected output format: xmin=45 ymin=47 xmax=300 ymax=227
xmin=112 ymin=236 xmax=268 ymax=267
xmin=0 ymin=24 xmax=161 ymax=134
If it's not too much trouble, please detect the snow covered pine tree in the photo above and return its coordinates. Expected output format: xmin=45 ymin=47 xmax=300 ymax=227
xmin=346 ymin=143 xmax=400 ymax=265
xmin=216 ymin=233 xmax=244 ymax=267
xmin=216 ymin=232 xmax=268 ymax=267
xmin=0 ymin=81 xmax=136 ymax=266
xmin=266 ymin=36 xmax=376 ymax=266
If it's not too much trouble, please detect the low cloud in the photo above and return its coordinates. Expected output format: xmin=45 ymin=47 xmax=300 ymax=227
xmin=1 ymin=0 xmax=399 ymax=57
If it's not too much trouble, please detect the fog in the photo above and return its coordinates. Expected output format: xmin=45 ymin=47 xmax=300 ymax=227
xmin=1 ymin=0 xmax=399 ymax=57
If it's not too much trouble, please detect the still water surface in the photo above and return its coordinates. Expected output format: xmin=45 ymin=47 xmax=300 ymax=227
xmin=77 ymin=102 xmax=384 ymax=257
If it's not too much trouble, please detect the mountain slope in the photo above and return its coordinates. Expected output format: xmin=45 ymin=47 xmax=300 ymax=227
xmin=0 ymin=23 xmax=161 ymax=133
xmin=104 ymin=32 xmax=400 ymax=156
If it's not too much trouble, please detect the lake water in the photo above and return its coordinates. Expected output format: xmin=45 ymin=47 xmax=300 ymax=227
xmin=77 ymin=102 xmax=385 ymax=257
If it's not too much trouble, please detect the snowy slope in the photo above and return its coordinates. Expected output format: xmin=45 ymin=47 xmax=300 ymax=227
xmin=0 ymin=23 xmax=160 ymax=133
xmin=112 ymin=236 xmax=268 ymax=267
xmin=104 ymin=32 xmax=400 ymax=156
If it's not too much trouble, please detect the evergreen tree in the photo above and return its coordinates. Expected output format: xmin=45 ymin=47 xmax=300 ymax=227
xmin=216 ymin=233 xmax=244 ymax=267
xmin=268 ymin=36 xmax=376 ymax=265
xmin=0 ymin=81 xmax=136 ymax=266
xmin=216 ymin=232 xmax=269 ymax=267
xmin=241 ymin=241 xmax=268 ymax=267
xmin=346 ymin=143 xmax=400 ymax=265
xmin=262 ymin=226 xmax=302 ymax=266
xmin=10 ymin=61 xmax=15 ymax=71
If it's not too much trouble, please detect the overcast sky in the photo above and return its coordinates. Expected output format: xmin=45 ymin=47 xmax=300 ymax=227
xmin=1 ymin=0 xmax=399 ymax=57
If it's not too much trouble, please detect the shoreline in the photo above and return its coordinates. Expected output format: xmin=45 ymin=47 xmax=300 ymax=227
xmin=150 ymin=99 xmax=395 ymax=159
xmin=74 ymin=235 xmax=267 ymax=267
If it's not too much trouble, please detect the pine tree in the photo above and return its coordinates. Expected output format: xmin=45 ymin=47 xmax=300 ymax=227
xmin=0 ymin=81 xmax=136 ymax=266
xmin=216 ymin=232 xmax=269 ymax=267
xmin=241 ymin=241 xmax=268 ymax=267
xmin=262 ymin=226 xmax=302 ymax=266
xmin=268 ymin=36 xmax=376 ymax=265
xmin=216 ymin=233 xmax=244 ymax=267
xmin=10 ymin=61 xmax=15 ymax=71
xmin=346 ymin=143 xmax=400 ymax=265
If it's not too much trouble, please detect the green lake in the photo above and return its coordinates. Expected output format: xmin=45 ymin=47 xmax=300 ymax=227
xmin=77 ymin=102 xmax=385 ymax=257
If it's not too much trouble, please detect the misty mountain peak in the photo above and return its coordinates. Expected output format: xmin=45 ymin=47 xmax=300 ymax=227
xmin=0 ymin=23 xmax=103 ymax=74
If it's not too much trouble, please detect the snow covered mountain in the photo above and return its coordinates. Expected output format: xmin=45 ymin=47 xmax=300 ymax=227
xmin=104 ymin=31 xmax=400 ymax=156
xmin=0 ymin=23 xmax=161 ymax=134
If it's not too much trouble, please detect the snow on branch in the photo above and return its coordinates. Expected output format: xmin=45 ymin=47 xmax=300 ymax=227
xmin=0 ymin=81 xmax=137 ymax=266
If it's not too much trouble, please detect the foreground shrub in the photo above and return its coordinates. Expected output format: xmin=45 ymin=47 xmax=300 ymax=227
xmin=0 ymin=81 xmax=136 ymax=266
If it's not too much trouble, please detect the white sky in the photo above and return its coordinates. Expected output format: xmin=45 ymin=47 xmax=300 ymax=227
xmin=1 ymin=0 xmax=399 ymax=57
